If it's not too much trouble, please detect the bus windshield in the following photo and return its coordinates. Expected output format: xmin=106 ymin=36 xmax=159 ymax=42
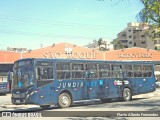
xmin=13 ymin=60 xmax=34 ymax=88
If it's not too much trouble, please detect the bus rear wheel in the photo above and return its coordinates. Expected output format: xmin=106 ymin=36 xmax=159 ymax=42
xmin=40 ymin=105 xmax=51 ymax=109
xmin=122 ymin=88 xmax=132 ymax=101
xmin=58 ymin=92 xmax=71 ymax=108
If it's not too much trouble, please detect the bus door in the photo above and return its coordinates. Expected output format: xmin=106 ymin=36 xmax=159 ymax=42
xmin=36 ymin=62 xmax=54 ymax=105
xmin=71 ymin=63 xmax=85 ymax=101
xmin=98 ymin=64 xmax=111 ymax=99
xmin=85 ymin=63 xmax=99 ymax=99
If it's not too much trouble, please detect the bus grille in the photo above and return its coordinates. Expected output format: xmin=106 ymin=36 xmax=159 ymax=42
xmin=12 ymin=93 xmax=26 ymax=98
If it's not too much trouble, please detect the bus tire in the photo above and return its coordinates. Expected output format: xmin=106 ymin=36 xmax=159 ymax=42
xmin=122 ymin=88 xmax=132 ymax=101
xmin=58 ymin=92 xmax=71 ymax=108
xmin=40 ymin=105 xmax=50 ymax=109
xmin=100 ymin=98 xmax=112 ymax=103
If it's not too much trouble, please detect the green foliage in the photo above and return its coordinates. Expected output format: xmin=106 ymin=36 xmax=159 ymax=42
xmin=98 ymin=38 xmax=103 ymax=46
xmin=111 ymin=38 xmax=124 ymax=50
xmin=137 ymin=0 xmax=160 ymax=27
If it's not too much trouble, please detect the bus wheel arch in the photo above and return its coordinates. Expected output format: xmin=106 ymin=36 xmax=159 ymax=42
xmin=58 ymin=90 xmax=73 ymax=108
xmin=122 ymin=87 xmax=132 ymax=101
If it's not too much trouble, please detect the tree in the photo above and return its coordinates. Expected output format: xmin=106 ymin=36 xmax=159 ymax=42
xmin=111 ymin=38 xmax=124 ymax=50
xmin=137 ymin=0 xmax=160 ymax=27
xmin=98 ymin=38 xmax=103 ymax=47
xmin=137 ymin=0 xmax=160 ymax=40
xmin=98 ymin=38 xmax=103 ymax=51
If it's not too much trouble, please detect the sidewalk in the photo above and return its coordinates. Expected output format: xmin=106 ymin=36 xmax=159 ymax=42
xmin=1 ymin=104 xmax=39 ymax=110
xmin=133 ymin=89 xmax=160 ymax=98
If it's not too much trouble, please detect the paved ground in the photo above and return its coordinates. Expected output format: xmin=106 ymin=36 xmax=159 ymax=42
xmin=1 ymin=89 xmax=160 ymax=120
xmin=133 ymin=89 xmax=160 ymax=98
xmin=1 ymin=89 xmax=160 ymax=110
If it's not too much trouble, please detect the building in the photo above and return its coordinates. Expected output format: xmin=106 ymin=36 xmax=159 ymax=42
xmin=84 ymin=39 xmax=113 ymax=51
xmin=1 ymin=42 xmax=160 ymax=62
xmin=117 ymin=22 xmax=157 ymax=49
xmin=1 ymin=42 xmax=160 ymax=81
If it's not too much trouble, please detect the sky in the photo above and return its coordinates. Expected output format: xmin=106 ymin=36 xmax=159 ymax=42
xmin=0 ymin=0 xmax=144 ymax=50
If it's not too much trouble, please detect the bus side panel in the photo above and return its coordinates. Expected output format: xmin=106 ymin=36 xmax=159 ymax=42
xmin=84 ymin=79 xmax=104 ymax=100
xmin=107 ymin=79 xmax=121 ymax=98
xmin=127 ymin=78 xmax=137 ymax=95
xmin=55 ymin=80 xmax=84 ymax=102
xmin=96 ymin=79 xmax=110 ymax=99
xmin=34 ymin=83 xmax=58 ymax=105
xmin=136 ymin=77 xmax=156 ymax=94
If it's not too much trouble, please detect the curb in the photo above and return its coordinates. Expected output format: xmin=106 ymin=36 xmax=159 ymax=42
xmin=1 ymin=104 xmax=39 ymax=109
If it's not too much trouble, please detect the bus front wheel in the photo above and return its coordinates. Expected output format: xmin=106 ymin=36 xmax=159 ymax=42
xmin=122 ymin=88 xmax=132 ymax=101
xmin=58 ymin=92 xmax=71 ymax=108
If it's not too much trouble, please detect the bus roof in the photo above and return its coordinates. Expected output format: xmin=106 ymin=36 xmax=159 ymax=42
xmin=15 ymin=58 xmax=153 ymax=65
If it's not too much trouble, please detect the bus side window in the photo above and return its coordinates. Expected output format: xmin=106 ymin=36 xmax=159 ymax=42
xmin=99 ymin=64 xmax=110 ymax=78
xmin=143 ymin=65 xmax=152 ymax=77
xmin=72 ymin=63 xmax=85 ymax=79
xmin=123 ymin=65 xmax=134 ymax=78
xmin=47 ymin=68 xmax=53 ymax=79
xmin=37 ymin=67 xmax=53 ymax=80
xmin=133 ymin=65 xmax=142 ymax=77
xmin=56 ymin=62 xmax=71 ymax=80
xmin=112 ymin=64 xmax=123 ymax=78
xmin=127 ymin=72 xmax=134 ymax=77
xmin=86 ymin=64 xmax=98 ymax=78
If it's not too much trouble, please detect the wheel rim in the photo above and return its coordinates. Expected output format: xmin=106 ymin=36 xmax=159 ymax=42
xmin=124 ymin=90 xmax=130 ymax=100
xmin=60 ymin=95 xmax=69 ymax=106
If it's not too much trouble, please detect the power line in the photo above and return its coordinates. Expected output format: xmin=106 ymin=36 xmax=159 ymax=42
xmin=0 ymin=14 xmax=123 ymax=30
xmin=0 ymin=29 xmax=113 ymax=40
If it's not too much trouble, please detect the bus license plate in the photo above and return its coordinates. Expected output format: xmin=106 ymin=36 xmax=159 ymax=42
xmin=16 ymin=100 xmax=20 ymax=103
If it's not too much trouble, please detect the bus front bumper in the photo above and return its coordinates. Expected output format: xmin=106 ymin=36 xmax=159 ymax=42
xmin=11 ymin=97 xmax=26 ymax=105
xmin=11 ymin=93 xmax=27 ymax=104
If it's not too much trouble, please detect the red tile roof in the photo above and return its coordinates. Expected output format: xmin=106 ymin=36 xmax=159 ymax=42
xmin=105 ymin=47 xmax=160 ymax=61
xmin=0 ymin=43 xmax=160 ymax=63
xmin=0 ymin=50 xmax=20 ymax=63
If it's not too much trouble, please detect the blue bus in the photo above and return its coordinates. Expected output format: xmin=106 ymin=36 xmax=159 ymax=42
xmin=0 ymin=74 xmax=10 ymax=95
xmin=11 ymin=58 xmax=156 ymax=109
